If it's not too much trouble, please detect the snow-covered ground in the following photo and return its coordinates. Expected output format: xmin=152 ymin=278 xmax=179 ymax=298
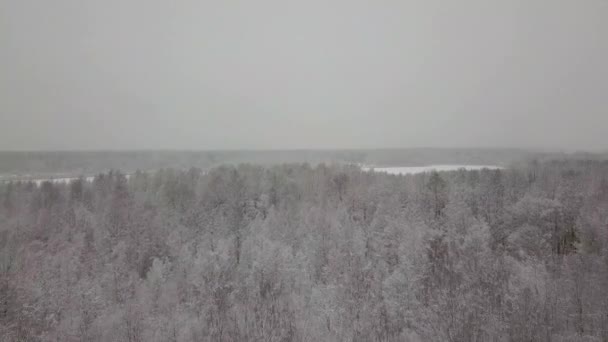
xmin=363 ymin=164 xmax=502 ymax=175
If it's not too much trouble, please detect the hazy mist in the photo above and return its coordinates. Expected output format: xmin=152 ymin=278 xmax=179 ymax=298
xmin=1 ymin=0 xmax=607 ymax=151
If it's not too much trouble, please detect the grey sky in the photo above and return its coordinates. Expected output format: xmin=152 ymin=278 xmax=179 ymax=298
xmin=1 ymin=0 xmax=607 ymax=151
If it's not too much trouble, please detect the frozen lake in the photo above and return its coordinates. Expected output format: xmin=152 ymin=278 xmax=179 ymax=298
xmin=30 ymin=176 xmax=96 ymax=186
xmin=0 ymin=175 xmax=130 ymax=186
xmin=363 ymin=164 xmax=502 ymax=175
xmin=0 ymin=165 xmax=504 ymax=185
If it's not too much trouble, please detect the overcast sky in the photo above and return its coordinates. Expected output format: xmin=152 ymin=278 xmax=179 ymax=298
xmin=1 ymin=0 xmax=607 ymax=151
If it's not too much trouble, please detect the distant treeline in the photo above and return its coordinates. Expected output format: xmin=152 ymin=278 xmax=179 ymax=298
xmin=0 ymin=148 xmax=595 ymax=176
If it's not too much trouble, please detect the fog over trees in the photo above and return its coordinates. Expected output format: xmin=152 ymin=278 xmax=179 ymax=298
xmin=2 ymin=0 xmax=607 ymax=340
xmin=2 ymin=160 xmax=608 ymax=341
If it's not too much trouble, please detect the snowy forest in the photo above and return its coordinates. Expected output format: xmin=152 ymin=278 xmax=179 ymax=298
xmin=1 ymin=160 xmax=608 ymax=342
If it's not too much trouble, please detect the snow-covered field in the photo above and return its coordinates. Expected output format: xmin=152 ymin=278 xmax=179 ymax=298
xmin=363 ymin=164 xmax=502 ymax=175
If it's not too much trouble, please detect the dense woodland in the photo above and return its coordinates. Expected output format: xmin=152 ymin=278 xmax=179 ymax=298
xmin=1 ymin=161 xmax=608 ymax=341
